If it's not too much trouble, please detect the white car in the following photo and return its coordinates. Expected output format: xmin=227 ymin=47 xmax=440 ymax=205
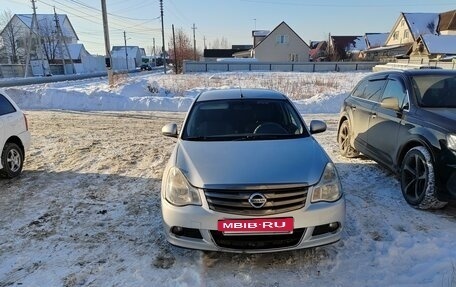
xmin=0 ymin=90 xmax=31 ymax=178
xmin=161 ymin=88 xmax=345 ymax=253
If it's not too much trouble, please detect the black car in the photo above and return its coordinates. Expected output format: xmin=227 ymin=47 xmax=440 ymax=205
xmin=337 ymin=69 xmax=456 ymax=209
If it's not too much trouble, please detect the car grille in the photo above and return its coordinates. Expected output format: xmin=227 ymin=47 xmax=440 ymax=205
xmin=204 ymin=186 xmax=308 ymax=215
xmin=210 ymin=228 xmax=305 ymax=250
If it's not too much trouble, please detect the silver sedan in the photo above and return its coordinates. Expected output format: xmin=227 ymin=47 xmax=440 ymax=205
xmin=161 ymin=88 xmax=345 ymax=253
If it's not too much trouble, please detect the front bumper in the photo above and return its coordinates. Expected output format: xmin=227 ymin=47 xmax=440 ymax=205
xmin=161 ymin=196 xmax=345 ymax=253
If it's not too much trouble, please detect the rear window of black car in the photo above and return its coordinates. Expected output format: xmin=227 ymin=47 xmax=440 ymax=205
xmin=0 ymin=94 xmax=17 ymax=116
xmin=412 ymin=75 xmax=456 ymax=108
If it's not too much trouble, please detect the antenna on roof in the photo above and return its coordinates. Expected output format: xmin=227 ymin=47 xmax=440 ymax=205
xmin=237 ymin=72 xmax=244 ymax=98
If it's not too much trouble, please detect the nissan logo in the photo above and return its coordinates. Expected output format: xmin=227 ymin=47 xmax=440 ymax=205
xmin=248 ymin=193 xmax=267 ymax=209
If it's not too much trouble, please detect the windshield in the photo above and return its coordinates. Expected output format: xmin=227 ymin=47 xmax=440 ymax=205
xmin=182 ymin=99 xmax=309 ymax=141
xmin=412 ymin=75 xmax=456 ymax=108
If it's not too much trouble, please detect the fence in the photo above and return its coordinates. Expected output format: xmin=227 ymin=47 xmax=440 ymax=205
xmin=183 ymin=61 xmax=379 ymax=74
xmin=396 ymin=58 xmax=456 ymax=70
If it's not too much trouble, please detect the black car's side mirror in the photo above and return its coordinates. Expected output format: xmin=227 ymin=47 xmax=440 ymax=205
xmin=380 ymin=97 xmax=400 ymax=111
xmin=162 ymin=123 xmax=179 ymax=138
xmin=309 ymin=120 xmax=327 ymax=134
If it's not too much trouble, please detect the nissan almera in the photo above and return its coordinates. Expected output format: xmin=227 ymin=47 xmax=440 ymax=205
xmin=161 ymin=88 xmax=345 ymax=253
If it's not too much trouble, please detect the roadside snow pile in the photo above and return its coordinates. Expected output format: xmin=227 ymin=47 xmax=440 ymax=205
xmin=5 ymin=71 xmax=368 ymax=113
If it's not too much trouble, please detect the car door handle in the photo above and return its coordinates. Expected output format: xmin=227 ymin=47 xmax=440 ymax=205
xmin=371 ymin=112 xmax=377 ymax=119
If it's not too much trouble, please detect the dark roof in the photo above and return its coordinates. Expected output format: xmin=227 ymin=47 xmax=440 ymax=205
xmin=439 ymin=9 xmax=456 ymax=31
xmin=331 ymin=36 xmax=362 ymax=47
xmin=204 ymin=49 xmax=249 ymax=58
xmin=371 ymin=69 xmax=456 ymax=78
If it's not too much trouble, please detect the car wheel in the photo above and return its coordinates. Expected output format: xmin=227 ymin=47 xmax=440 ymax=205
xmin=337 ymin=120 xmax=359 ymax=158
xmin=400 ymin=146 xmax=447 ymax=209
xmin=0 ymin=142 xmax=24 ymax=178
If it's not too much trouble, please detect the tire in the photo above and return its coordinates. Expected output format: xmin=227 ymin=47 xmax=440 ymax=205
xmin=400 ymin=146 xmax=447 ymax=209
xmin=0 ymin=142 xmax=24 ymax=178
xmin=337 ymin=120 xmax=359 ymax=158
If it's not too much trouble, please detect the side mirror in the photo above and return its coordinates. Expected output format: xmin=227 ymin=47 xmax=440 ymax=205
xmin=380 ymin=97 xmax=400 ymax=111
xmin=309 ymin=120 xmax=327 ymax=134
xmin=162 ymin=123 xmax=178 ymax=138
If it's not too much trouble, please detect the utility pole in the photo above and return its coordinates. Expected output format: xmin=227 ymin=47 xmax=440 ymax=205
xmin=203 ymin=36 xmax=206 ymax=49
xmin=160 ymin=0 xmax=166 ymax=74
xmin=172 ymin=24 xmax=177 ymax=74
xmin=54 ymin=8 xmax=66 ymax=74
xmin=153 ymin=37 xmax=156 ymax=55
xmin=54 ymin=7 xmax=75 ymax=75
xmin=24 ymin=0 xmax=46 ymax=77
xmin=192 ymin=23 xmax=197 ymax=61
xmin=101 ymin=0 xmax=113 ymax=85
xmin=124 ymin=31 xmax=128 ymax=71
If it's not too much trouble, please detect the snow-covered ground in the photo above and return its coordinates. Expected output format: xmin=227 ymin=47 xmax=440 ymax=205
xmin=1 ymin=71 xmax=455 ymax=287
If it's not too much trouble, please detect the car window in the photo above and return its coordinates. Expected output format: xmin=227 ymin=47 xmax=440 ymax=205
xmin=0 ymin=94 xmax=17 ymax=116
xmin=364 ymin=79 xmax=386 ymax=102
xmin=382 ymin=79 xmax=408 ymax=108
xmin=412 ymin=75 xmax=456 ymax=108
xmin=182 ymin=99 xmax=309 ymax=141
xmin=352 ymin=80 xmax=368 ymax=99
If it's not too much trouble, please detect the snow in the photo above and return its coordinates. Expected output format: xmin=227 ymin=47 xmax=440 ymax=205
xmin=5 ymin=71 xmax=364 ymax=114
xmin=1 ymin=71 xmax=456 ymax=287
xmin=404 ymin=13 xmax=440 ymax=38
xmin=422 ymin=35 xmax=456 ymax=54
xmin=365 ymin=33 xmax=389 ymax=48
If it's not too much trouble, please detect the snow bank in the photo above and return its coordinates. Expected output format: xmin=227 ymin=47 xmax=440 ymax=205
xmin=5 ymin=71 xmax=367 ymax=114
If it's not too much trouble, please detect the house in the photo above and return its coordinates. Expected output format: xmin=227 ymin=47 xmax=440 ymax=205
xmin=438 ymin=9 xmax=456 ymax=35
xmin=111 ymin=46 xmax=145 ymax=70
xmin=362 ymin=33 xmax=390 ymax=61
xmin=309 ymin=41 xmax=328 ymax=61
xmin=246 ymin=22 xmax=310 ymax=62
xmin=365 ymin=33 xmax=389 ymax=49
xmin=372 ymin=10 xmax=456 ymax=61
xmin=0 ymin=14 xmax=78 ymax=64
xmin=252 ymin=30 xmax=269 ymax=47
xmin=328 ymin=36 xmax=366 ymax=61
xmin=408 ymin=34 xmax=456 ymax=61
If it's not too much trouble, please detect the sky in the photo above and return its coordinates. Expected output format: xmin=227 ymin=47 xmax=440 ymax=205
xmin=4 ymin=0 xmax=456 ymax=56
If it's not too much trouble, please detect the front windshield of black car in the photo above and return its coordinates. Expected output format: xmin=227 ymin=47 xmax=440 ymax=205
xmin=182 ymin=98 xmax=309 ymax=141
xmin=412 ymin=75 xmax=456 ymax=108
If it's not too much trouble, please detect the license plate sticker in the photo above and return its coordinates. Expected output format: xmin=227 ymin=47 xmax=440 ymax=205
xmin=218 ymin=218 xmax=294 ymax=234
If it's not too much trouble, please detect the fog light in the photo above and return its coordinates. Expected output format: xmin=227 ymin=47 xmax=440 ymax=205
xmin=170 ymin=226 xmax=203 ymax=239
xmin=171 ymin=226 xmax=184 ymax=236
xmin=329 ymin=222 xmax=339 ymax=231
xmin=312 ymin=222 xmax=340 ymax=236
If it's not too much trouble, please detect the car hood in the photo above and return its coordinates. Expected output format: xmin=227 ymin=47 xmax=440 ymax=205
xmin=175 ymin=137 xmax=329 ymax=188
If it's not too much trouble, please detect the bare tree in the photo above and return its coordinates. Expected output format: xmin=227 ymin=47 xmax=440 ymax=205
xmin=210 ymin=37 xmax=230 ymax=49
xmin=37 ymin=17 xmax=60 ymax=62
xmin=220 ymin=37 xmax=230 ymax=49
xmin=168 ymin=28 xmax=194 ymax=73
xmin=0 ymin=10 xmax=22 ymax=63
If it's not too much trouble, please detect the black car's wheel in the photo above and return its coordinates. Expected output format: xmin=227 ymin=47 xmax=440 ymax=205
xmin=0 ymin=142 xmax=24 ymax=178
xmin=337 ymin=120 xmax=359 ymax=158
xmin=400 ymin=146 xmax=447 ymax=209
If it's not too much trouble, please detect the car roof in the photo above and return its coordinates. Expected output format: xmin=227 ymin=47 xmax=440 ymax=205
xmin=370 ymin=69 xmax=456 ymax=78
xmin=195 ymin=88 xmax=287 ymax=102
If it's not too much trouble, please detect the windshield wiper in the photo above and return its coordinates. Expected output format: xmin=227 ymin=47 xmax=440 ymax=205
xmin=233 ymin=134 xmax=284 ymax=141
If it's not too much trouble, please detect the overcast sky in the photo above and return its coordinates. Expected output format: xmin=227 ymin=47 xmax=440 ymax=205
xmin=5 ymin=0 xmax=456 ymax=55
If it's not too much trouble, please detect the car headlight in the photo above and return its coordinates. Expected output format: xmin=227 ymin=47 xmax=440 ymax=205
xmin=447 ymin=134 xmax=456 ymax=152
xmin=165 ymin=167 xmax=202 ymax=206
xmin=311 ymin=163 xmax=342 ymax=203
